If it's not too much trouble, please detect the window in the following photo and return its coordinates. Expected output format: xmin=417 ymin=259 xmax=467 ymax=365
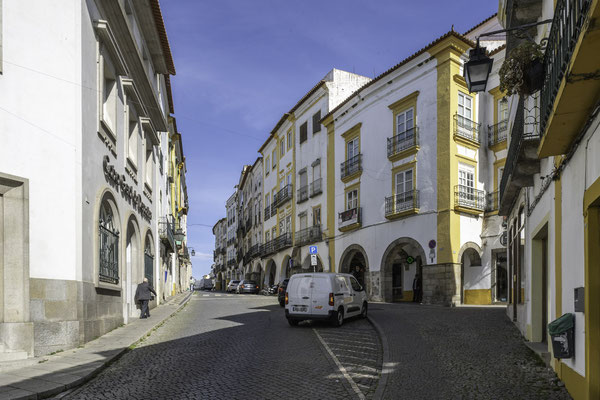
xmin=265 ymin=194 xmax=270 ymax=208
xmin=459 ymin=164 xmax=475 ymax=190
xmin=145 ymin=143 xmax=153 ymax=189
xmin=271 ymin=226 xmax=277 ymax=238
xmin=395 ymin=168 xmax=413 ymax=196
xmin=265 ymin=231 xmax=270 ymax=243
xmin=127 ymin=102 xmax=139 ymax=169
xmin=350 ymin=277 xmax=362 ymax=291
xmin=279 ymin=219 xmax=285 ymax=234
xmin=312 ymin=110 xmax=321 ymax=134
xmin=458 ymin=92 xmax=473 ymax=120
xmin=99 ymin=200 xmax=119 ymax=284
xmin=498 ymin=98 xmax=508 ymax=122
xmin=280 ymin=138 xmax=285 ymax=157
xmin=144 ymin=235 xmax=154 ymax=285
xmin=313 ymin=206 xmax=321 ymax=226
xmin=299 ymin=170 xmax=308 ymax=188
xmin=347 ymin=138 xmax=359 ymax=160
xmin=285 ymin=215 xmax=292 ymax=233
xmin=287 ymin=130 xmax=293 ymax=150
xmin=396 ymin=108 xmax=415 ymax=141
xmin=299 ymin=213 xmax=308 ymax=230
xmin=101 ymin=52 xmax=118 ymax=136
xmin=265 ymin=156 xmax=270 ymax=174
xmin=347 ymin=189 xmax=358 ymax=210
xmin=497 ymin=167 xmax=504 ymax=191
xmin=287 ymin=173 xmax=292 ymax=186
xmin=313 ymin=162 xmax=321 ymax=180
xmin=299 ymin=122 xmax=308 ymax=144
xmin=272 ymin=149 xmax=277 ymax=170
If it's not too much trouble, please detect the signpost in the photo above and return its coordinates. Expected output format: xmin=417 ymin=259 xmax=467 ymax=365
xmin=310 ymin=254 xmax=318 ymax=272
xmin=309 ymin=246 xmax=317 ymax=255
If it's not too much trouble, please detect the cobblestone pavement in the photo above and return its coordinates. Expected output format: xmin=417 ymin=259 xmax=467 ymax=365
xmin=60 ymin=293 xmax=372 ymax=400
xmin=369 ymin=303 xmax=572 ymax=400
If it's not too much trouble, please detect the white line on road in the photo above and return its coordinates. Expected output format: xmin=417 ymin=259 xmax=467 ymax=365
xmin=215 ymin=294 xmax=222 ymax=297
xmin=203 ymin=294 xmax=209 ymax=297
xmin=313 ymin=328 xmax=366 ymax=400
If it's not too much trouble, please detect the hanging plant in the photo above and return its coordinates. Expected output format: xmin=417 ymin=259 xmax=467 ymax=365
xmin=499 ymin=42 xmax=544 ymax=96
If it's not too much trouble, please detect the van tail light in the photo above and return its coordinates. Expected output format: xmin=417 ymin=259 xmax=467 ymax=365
xmin=256 ymin=286 xmax=259 ymax=289
xmin=329 ymin=293 xmax=334 ymax=306
xmin=279 ymin=287 xmax=283 ymax=293
xmin=285 ymin=292 xmax=289 ymax=305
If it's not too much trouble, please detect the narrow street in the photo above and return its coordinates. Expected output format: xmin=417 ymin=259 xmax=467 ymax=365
xmin=54 ymin=293 xmax=571 ymax=400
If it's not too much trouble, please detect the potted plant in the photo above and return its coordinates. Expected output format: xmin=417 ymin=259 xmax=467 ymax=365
xmin=499 ymin=41 xmax=544 ymax=96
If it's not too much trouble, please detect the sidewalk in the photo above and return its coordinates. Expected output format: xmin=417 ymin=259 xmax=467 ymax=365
xmin=0 ymin=292 xmax=193 ymax=400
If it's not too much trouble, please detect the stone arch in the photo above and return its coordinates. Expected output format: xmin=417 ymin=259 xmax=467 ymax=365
xmin=301 ymin=254 xmax=324 ymax=273
xmin=458 ymin=242 xmax=483 ymax=304
xmin=281 ymin=255 xmax=293 ymax=279
xmin=264 ymin=259 xmax=277 ymax=286
xmin=252 ymin=262 xmax=263 ymax=287
xmin=96 ymin=189 xmax=122 ymax=287
xmin=339 ymin=244 xmax=370 ymax=298
xmin=380 ymin=237 xmax=427 ymax=303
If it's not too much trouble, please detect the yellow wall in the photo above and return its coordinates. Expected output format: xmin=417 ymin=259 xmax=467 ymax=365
xmin=464 ymin=289 xmax=492 ymax=305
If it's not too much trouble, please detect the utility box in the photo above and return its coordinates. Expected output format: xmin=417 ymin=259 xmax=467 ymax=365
xmin=574 ymin=287 xmax=584 ymax=313
xmin=548 ymin=313 xmax=575 ymax=359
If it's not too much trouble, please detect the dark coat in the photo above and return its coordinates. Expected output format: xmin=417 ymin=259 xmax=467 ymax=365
xmin=412 ymin=276 xmax=422 ymax=291
xmin=135 ymin=282 xmax=156 ymax=301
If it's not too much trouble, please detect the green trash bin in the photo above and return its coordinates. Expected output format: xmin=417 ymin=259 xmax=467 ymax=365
xmin=548 ymin=313 xmax=575 ymax=359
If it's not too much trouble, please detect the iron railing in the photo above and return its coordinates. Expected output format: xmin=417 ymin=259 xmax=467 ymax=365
xmin=341 ymin=154 xmax=362 ymax=179
xmin=454 ymin=113 xmax=481 ymax=143
xmin=310 ymin=178 xmax=322 ymax=197
xmin=488 ymin=120 xmax=508 ymax=147
xmin=248 ymin=244 xmax=261 ymax=259
xmin=338 ymin=207 xmax=361 ymax=228
xmin=264 ymin=205 xmax=271 ymax=222
xmin=297 ymin=185 xmax=309 ymax=203
xmin=99 ymin=225 xmax=119 ymax=284
xmin=541 ymin=0 xmax=592 ymax=138
xmin=158 ymin=216 xmax=175 ymax=251
xmin=295 ymin=225 xmax=322 ymax=246
xmin=273 ymin=184 xmax=293 ymax=208
xmin=455 ymin=185 xmax=486 ymax=211
xmin=486 ymin=191 xmax=500 ymax=212
xmin=384 ymin=190 xmax=419 ymax=216
xmin=227 ymin=258 xmax=236 ymax=267
xmin=387 ymin=127 xmax=418 ymax=158
xmin=261 ymin=232 xmax=292 ymax=257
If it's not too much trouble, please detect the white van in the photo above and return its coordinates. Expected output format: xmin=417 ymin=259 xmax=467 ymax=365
xmin=285 ymin=273 xmax=368 ymax=327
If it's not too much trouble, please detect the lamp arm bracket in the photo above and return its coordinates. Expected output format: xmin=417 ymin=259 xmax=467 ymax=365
xmin=476 ymin=19 xmax=553 ymax=41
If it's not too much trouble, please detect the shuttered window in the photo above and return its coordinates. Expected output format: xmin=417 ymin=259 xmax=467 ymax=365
xmin=312 ymin=110 xmax=321 ymax=133
xmin=300 ymin=122 xmax=308 ymax=144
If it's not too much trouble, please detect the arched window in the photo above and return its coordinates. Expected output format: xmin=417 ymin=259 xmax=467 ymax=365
xmin=144 ymin=235 xmax=154 ymax=286
xmin=99 ymin=201 xmax=119 ymax=284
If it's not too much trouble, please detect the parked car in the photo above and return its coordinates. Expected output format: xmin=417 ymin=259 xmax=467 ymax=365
xmin=226 ymin=280 xmax=240 ymax=293
xmin=285 ymin=273 xmax=367 ymax=327
xmin=278 ymin=279 xmax=289 ymax=307
xmin=237 ymin=280 xmax=259 ymax=294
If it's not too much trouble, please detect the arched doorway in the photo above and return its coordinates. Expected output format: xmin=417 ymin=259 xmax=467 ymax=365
xmin=125 ymin=217 xmax=141 ymax=321
xmin=281 ymin=255 xmax=293 ymax=279
xmin=459 ymin=244 xmax=483 ymax=304
xmin=250 ymin=263 xmax=261 ymax=284
xmin=380 ymin=238 xmax=426 ymax=303
xmin=301 ymin=254 xmax=324 ymax=273
xmin=144 ymin=233 xmax=154 ymax=289
xmin=339 ymin=245 xmax=370 ymax=296
xmin=264 ymin=259 xmax=276 ymax=286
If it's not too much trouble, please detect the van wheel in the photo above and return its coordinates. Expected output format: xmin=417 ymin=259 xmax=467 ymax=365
xmin=287 ymin=319 xmax=299 ymax=327
xmin=332 ymin=308 xmax=344 ymax=327
xmin=360 ymin=302 xmax=368 ymax=319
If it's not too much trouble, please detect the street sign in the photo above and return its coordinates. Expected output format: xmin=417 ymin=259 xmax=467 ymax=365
xmin=311 ymin=254 xmax=318 ymax=266
xmin=429 ymin=240 xmax=437 ymax=249
xmin=309 ymin=246 xmax=318 ymax=254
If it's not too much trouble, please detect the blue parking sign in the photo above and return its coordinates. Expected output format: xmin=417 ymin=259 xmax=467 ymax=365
xmin=309 ymin=246 xmax=317 ymax=254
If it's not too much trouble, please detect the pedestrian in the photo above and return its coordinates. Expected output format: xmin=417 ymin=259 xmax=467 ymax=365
xmin=135 ymin=277 xmax=157 ymax=319
xmin=412 ymin=273 xmax=422 ymax=303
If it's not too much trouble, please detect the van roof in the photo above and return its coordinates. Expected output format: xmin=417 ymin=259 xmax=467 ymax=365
xmin=289 ymin=273 xmax=353 ymax=278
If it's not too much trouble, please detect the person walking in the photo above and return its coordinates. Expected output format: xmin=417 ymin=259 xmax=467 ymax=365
xmin=412 ymin=273 xmax=422 ymax=303
xmin=135 ymin=277 xmax=157 ymax=319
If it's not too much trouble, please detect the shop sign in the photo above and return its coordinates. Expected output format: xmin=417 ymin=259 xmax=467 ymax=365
xmin=103 ymin=156 xmax=152 ymax=221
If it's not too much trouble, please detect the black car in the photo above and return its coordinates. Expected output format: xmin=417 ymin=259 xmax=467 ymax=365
xmin=237 ymin=280 xmax=260 ymax=294
xmin=278 ymin=279 xmax=289 ymax=307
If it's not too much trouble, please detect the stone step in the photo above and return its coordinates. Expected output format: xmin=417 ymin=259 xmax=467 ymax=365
xmin=0 ymin=350 xmax=29 ymax=362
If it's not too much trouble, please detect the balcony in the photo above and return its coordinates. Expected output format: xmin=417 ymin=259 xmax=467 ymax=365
xmin=261 ymin=233 xmax=292 ymax=258
xmin=273 ymin=184 xmax=293 ymax=208
xmin=385 ymin=190 xmax=419 ymax=219
xmin=227 ymin=258 xmax=236 ymax=268
xmin=454 ymin=114 xmax=481 ymax=146
xmin=488 ymin=120 xmax=508 ymax=148
xmin=158 ymin=216 xmax=175 ymax=252
xmin=387 ymin=127 xmax=419 ymax=160
xmin=341 ymin=154 xmax=362 ymax=181
xmin=245 ymin=214 xmax=252 ymax=233
xmin=454 ymin=185 xmax=486 ymax=214
xmin=485 ymin=191 xmax=499 ymax=213
xmin=297 ymin=185 xmax=309 ymax=203
xmin=264 ymin=205 xmax=271 ymax=222
xmin=295 ymin=225 xmax=322 ymax=247
xmin=248 ymin=244 xmax=261 ymax=259
xmin=539 ymin=0 xmax=598 ymax=157
xmin=499 ymin=97 xmax=541 ymax=215
xmin=338 ymin=207 xmax=361 ymax=231
xmin=310 ymin=178 xmax=322 ymax=197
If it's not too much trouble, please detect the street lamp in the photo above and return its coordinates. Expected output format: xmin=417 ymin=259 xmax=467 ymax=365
xmin=463 ymin=39 xmax=493 ymax=93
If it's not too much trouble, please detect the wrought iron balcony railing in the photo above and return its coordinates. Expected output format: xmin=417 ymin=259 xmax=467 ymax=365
xmin=341 ymin=154 xmax=362 ymax=179
xmin=387 ymin=127 xmax=418 ymax=158
xmin=227 ymin=258 xmax=236 ymax=267
xmin=261 ymin=232 xmax=292 ymax=257
xmin=297 ymin=185 xmax=309 ymax=203
xmin=454 ymin=114 xmax=481 ymax=143
xmin=310 ymin=178 xmax=322 ymax=197
xmin=248 ymin=243 xmax=261 ymax=259
xmin=455 ymin=185 xmax=485 ymax=211
xmin=488 ymin=120 xmax=508 ymax=147
xmin=384 ymin=190 xmax=419 ymax=217
xmin=338 ymin=207 xmax=361 ymax=229
xmin=295 ymin=225 xmax=322 ymax=247
xmin=541 ymin=0 xmax=592 ymax=139
xmin=158 ymin=216 xmax=175 ymax=251
xmin=485 ymin=191 xmax=500 ymax=212
xmin=264 ymin=205 xmax=271 ymax=222
xmin=273 ymin=184 xmax=293 ymax=208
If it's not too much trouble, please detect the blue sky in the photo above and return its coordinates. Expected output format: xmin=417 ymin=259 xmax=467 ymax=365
xmin=160 ymin=1 xmax=497 ymax=279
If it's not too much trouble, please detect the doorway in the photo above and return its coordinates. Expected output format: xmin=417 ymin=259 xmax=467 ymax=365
xmin=532 ymin=223 xmax=549 ymax=343
xmin=493 ymin=252 xmax=508 ymax=303
xmin=392 ymin=262 xmax=403 ymax=302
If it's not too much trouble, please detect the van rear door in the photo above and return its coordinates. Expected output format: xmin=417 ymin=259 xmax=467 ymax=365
xmin=310 ymin=275 xmax=331 ymax=317
xmin=287 ymin=275 xmax=312 ymax=315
